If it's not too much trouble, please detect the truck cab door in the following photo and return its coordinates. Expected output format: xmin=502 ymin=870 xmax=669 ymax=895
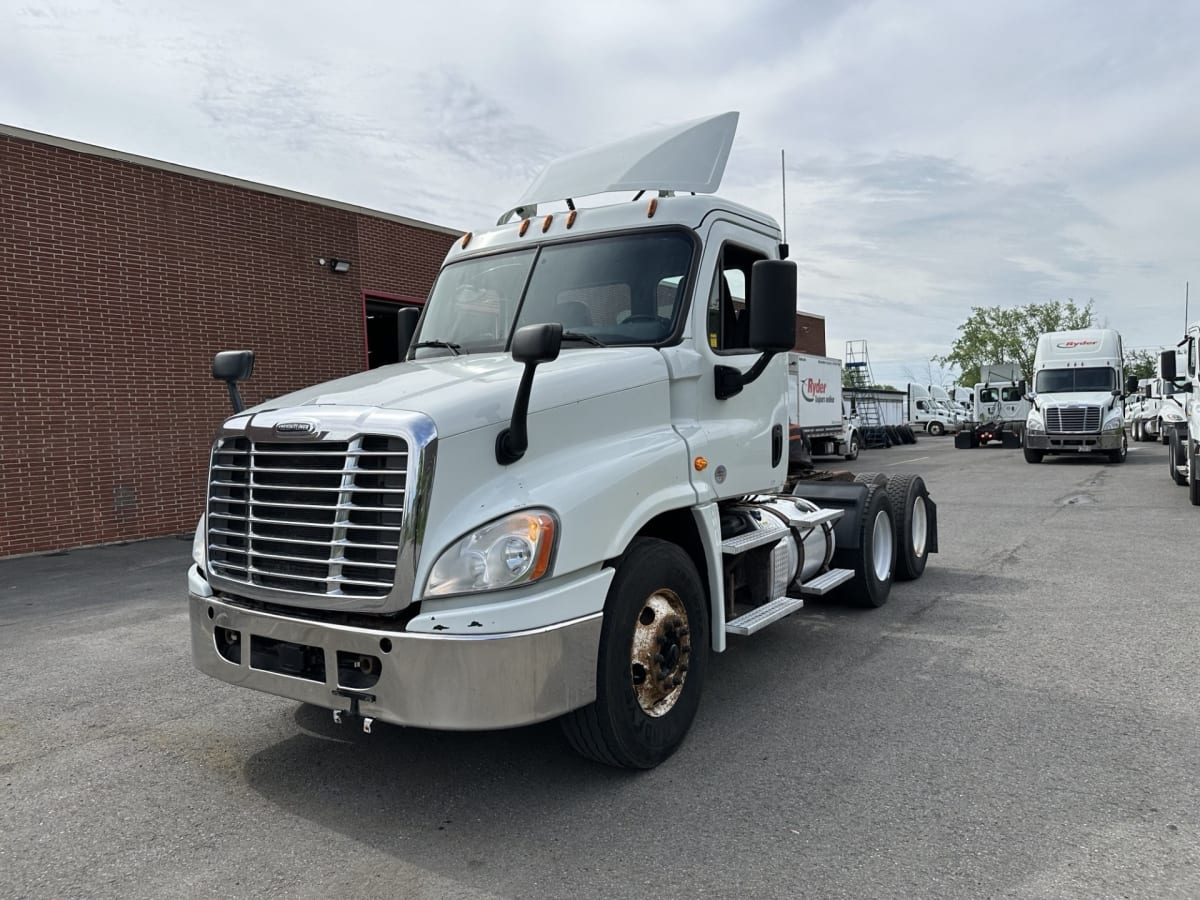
xmin=686 ymin=222 xmax=789 ymax=501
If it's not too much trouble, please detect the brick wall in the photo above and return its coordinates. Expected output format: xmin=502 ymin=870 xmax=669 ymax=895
xmin=794 ymin=313 xmax=826 ymax=356
xmin=0 ymin=133 xmax=454 ymax=557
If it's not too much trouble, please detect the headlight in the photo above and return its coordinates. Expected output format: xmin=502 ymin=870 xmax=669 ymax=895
xmin=1162 ymin=408 xmax=1185 ymax=423
xmin=192 ymin=515 xmax=206 ymax=569
xmin=425 ymin=509 xmax=557 ymax=598
xmin=1026 ymin=417 xmax=1045 ymax=434
xmin=1101 ymin=417 xmax=1122 ymax=432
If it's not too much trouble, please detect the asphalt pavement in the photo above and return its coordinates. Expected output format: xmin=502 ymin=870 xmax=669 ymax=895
xmin=1 ymin=433 xmax=1197 ymax=899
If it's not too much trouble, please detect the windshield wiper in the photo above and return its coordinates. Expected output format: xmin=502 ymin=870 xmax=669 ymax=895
xmin=562 ymin=331 xmax=607 ymax=348
xmin=412 ymin=340 xmax=462 ymax=356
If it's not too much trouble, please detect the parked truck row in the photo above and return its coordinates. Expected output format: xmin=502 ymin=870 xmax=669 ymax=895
xmin=189 ymin=113 xmax=940 ymax=769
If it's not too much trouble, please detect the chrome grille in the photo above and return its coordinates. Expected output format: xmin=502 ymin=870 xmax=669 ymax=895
xmin=1045 ymin=405 xmax=1101 ymax=433
xmin=206 ymin=435 xmax=408 ymax=598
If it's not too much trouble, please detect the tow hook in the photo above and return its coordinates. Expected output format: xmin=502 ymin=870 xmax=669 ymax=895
xmin=331 ymin=688 xmax=377 ymax=734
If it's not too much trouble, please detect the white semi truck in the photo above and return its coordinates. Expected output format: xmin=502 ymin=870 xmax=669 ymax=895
xmin=787 ymin=353 xmax=860 ymax=460
xmin=188 ymin=113 xmax=939 ymax=769
xmin=1023 ymin=329 xmax=1134 ymax=464
xmin=1160 ymin=327 xmax=1199 ymax=496
xmin=906 ymin=384 xmax=958 ymax=435
xmin=1136 ymin=348 xmax=1188 ymax=444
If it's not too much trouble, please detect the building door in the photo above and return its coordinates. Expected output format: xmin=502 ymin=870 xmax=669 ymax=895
xmin=365 ymin=295 xmax=423 ymax=368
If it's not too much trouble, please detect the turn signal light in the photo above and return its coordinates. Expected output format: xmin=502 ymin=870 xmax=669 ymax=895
xmin=694 ymin=457 xmax=708 ymax=471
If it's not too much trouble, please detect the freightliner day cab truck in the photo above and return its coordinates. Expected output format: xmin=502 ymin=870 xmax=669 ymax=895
xmin=1023 ymin=328 xmax=1135 ymax=464
xmin=188 ymin=113 xmax=939 ymax=768
xmin=1160 ymin=325 xmax=1200 ymax=498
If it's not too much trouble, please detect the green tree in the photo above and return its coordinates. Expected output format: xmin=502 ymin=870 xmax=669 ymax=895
xmin=938 ymin=300 xmax=1096 ymax=386
xmin=1124 ymin=349 xmax=1156 ymax=380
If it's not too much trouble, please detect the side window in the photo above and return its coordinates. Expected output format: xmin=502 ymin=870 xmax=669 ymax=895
xmin=706 ymin=243 xmax=766 ymax=352
xmin=1000 ymin=386 xmax=1023 ymax=402
xmin=980 ymin=388 xmax=999 ymax=403
xmin=916 ymin=400 xmax=928 ymax=411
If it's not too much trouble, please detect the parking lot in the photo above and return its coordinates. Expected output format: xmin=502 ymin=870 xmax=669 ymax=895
xmin=2 ymin=434 xmax=1197 ymax=899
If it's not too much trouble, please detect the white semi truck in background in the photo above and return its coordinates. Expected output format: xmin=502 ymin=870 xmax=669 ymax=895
xmin=1135 ymin=347 xmax=1188 ymax=444
xmin=1023 ymin=329 xmax=1134 ymax=464
xmin=787 ymin=353 xmax=861 ymax=460
xmin=906 ymin=384 xmax=959 ymax=435
xmin=188 ymin=113 xmax=940 ymax=769
xmin=1160 ymin=327 xmax=1199 ymax=498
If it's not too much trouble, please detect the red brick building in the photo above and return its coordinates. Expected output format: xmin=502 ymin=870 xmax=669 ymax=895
xmin=1 ymin=125 xmax=826 ymax=558
xmin=1 ymin=126 xmax=458 ymax=558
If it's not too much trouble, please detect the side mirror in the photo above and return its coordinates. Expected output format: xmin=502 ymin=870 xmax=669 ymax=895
xmin=1124 ymin=375 xmax=1139 ymax=395
xmin=397 ymin=307 xmax=421 ymax=359
xmin=1161 ymin=349 xmax=1177 ymax=381
xmin=715 ymin=259 xmax=796 ymax=400
xmin=1017 ymin=380 xmax=1027 ymax=396
xmin=496 ymin=324 xmax=562 ymax=465
xmin=747 ymin=259 xmax=798 ymax=352
xmin=212 ymin=350 xmax=255 ymax=414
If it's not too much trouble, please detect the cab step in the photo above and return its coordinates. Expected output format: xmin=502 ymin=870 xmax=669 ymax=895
xmin=785 ymin=508 xmax=844 ymax=529
xmin=725 ymin=595 xmax=804 ymax=636
xmin=798 ymin=567 xmax=854 ymax=596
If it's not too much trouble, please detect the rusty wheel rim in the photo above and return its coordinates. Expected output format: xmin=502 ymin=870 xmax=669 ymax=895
xmin=629 ymin=589 xmax=691 ymax=717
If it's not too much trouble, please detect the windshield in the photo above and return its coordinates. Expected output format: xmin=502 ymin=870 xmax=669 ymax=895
xmin=413 ymin=230 xmax=695 ymax=357
xmin=1034 ymin=367 xmax=1116 ymax=393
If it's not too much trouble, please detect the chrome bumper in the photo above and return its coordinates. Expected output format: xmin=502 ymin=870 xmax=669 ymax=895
xmin=189 ymin=569 xmax=602 ymax=730
xmin=1025 ymin=431 xmax=1122 ymax=452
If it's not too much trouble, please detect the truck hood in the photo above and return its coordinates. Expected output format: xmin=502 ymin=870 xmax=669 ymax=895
xmin=1037 ymin=391 xmax=1120 ymax=409
xmin=243 ymin=348 xmax=668 ymax=438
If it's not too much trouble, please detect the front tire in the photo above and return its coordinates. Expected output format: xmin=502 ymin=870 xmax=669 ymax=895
xmin=1170 ymin=430 xmax=1188 ymax=485
xmin=560 ymin=538 xmax=708 ymax=769
xmin=886 ymin=474 xmax=931 ymax=581
xmin=832 ymin=484 xmax=895 ymax=608
xmin=1023 ymin=438 xmax=1044 ymax=464
xmin=844 ymin=433 xmax=860 ymax=461
xmin=1189 ymin=437 xmax=1200 ymax=506
xmin=928 ymin=421 xmax=945 ymax=437
xmin=1108 ymin=433 xmax=1127 ymax=464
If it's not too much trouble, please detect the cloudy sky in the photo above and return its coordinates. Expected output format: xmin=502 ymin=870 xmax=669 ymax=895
xmin=5 ymin=0 xmax=1199 ymax=386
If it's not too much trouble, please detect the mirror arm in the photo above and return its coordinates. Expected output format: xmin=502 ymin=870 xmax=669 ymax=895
xmin=496 ymin=362 xmax=541 ymax=465
xmin=714 ymin=350 xmax=781 ymax=400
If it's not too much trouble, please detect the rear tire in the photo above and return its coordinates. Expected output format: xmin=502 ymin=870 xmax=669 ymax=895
xmin=559 ymin=538 xmax=708 ymax=769
xmin=886 ymin=474 xmax=931 ymax=581
xmin=832 ymin=484 xmax=895 ymax=608
xmin=1170 ymin=430 xmax=1188 ymax=485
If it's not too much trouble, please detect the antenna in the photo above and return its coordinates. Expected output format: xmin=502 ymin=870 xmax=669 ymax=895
xmin=779 ymin=149 xmax=790 ymax=259
xmin=1186 ymin=281 xmax=1190 ymax=332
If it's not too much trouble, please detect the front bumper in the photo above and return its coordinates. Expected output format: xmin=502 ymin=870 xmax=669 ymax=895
xmin=1025 ymin=431 xmax=1122 ymax=452
xmin=189 ymin=566 xmax=602 ymax=730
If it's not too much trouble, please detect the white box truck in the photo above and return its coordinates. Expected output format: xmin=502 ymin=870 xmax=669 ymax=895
xmin=1023 ymin=329 xmax=1134 ymax=464
xmin=188 ymin=113 xmax=940 ymax=769
xmin=787 ymin=353 xmax=861 ymax=460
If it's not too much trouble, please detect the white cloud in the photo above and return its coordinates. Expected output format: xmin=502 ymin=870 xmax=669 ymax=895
xmin=3 ymin=0 xmax=1199 ymax=386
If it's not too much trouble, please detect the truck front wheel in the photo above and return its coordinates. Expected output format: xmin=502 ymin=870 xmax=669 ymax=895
xmin=560 ymin=538 xmax=708 ymax=769
xmin=928 ymin=421 xmax=945 ymax=437
xmin=844 ymin=433 xmax=860 ymax=461
xmin=1170 ymin=430 xmax=1188 ymax=485
xmin=1189 ymin=437 xmax=1200 ymax=506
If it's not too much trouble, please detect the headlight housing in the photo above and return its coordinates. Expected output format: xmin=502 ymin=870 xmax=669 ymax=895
xmin=1026 ymin=417 xmax=1045 ymax=434
xmin=1101 ymin=416 xmax=1122 ymax=433
xmin=425 ymin=509 xmax=557 ymax=598
xmin=192 ymin=515 xmax=206 ymax=570
xmin=1162 ymin=408 xmax=1185 ymax=423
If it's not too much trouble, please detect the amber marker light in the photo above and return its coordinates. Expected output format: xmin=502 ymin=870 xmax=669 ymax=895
xmin=542 ymin=215 xmax=553 ymax=233
xmin=460 ymin=232 xmax=472 ymax=249
xmin=694 ymin=457 xmax=708 ymax=471
xmin=566 ymin=210 xmax=577 ymax=228
xmin=647 ymin=197 xmax=658 ymax=218
xmin=519 ymin=219 xmax=530 ymax=237
xmin=527 ymin=513 xmax=556 ymax=581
